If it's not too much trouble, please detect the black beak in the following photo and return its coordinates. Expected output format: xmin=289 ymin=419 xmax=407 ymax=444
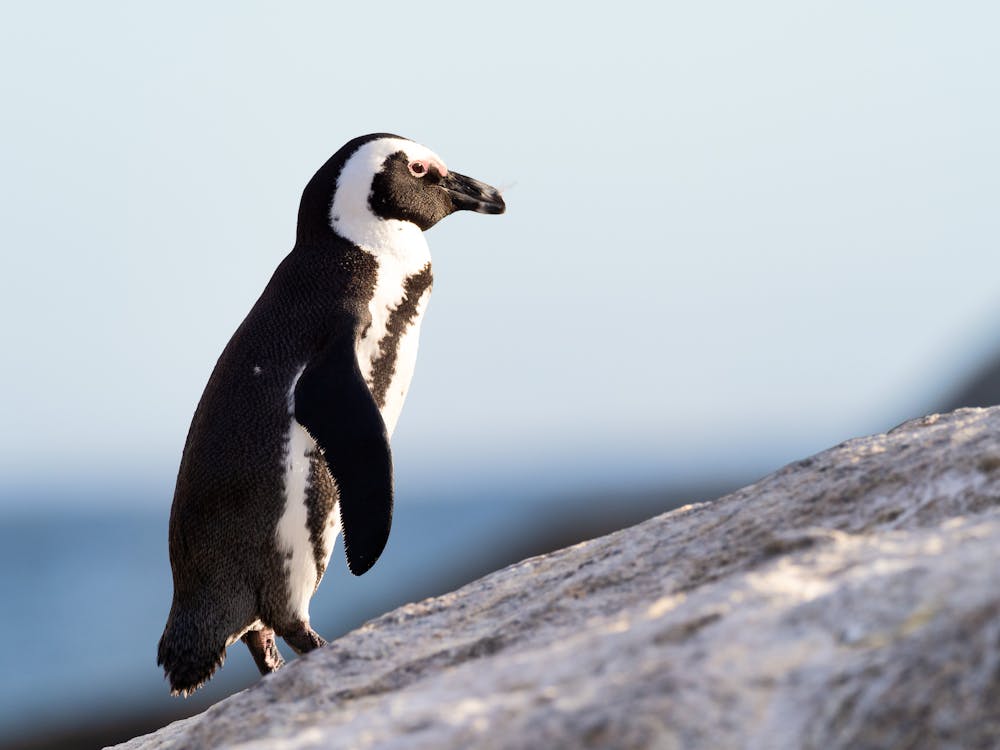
xmin=440 ymin=171 xmax=506 ymax=214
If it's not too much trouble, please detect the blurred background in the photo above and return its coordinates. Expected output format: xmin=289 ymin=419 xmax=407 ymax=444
xmin=2 ymin=2 xmax=999 ymax=748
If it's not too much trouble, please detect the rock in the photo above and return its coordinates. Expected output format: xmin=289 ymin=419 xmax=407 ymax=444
xmin=114 ymin=408 xmax=1000 ymax=750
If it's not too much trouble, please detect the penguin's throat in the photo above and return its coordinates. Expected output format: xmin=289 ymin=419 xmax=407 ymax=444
xmin=344 ymin=215 xmax=425 ymax=251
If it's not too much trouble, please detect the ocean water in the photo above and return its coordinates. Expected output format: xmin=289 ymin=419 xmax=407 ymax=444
xmin=0 ymin=483 xmax=692 ymax=747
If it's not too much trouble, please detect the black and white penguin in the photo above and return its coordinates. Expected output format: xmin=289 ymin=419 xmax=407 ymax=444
xmin=157 ymin=133 xmax=505 ymax=695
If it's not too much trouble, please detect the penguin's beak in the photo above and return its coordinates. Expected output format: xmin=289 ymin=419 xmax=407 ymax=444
xmin=441 ymin=171 xmax=506 ymax=215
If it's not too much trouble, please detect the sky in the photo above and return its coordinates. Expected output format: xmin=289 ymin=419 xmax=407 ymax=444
xmin=1 ymin=2 xmax=999 ymax=508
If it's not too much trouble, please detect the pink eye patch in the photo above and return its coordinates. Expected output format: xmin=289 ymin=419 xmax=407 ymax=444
xmin=408 ymin=158 xmax=448 ymax=178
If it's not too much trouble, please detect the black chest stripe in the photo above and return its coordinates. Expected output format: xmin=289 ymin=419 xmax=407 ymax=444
xmin=305 ymin=448 xmax=337 ymax=581
xmin=369 ymin=263 xmax=433 ymax=408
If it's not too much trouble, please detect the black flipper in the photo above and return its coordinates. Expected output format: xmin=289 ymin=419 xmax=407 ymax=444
xmin=294 ymin=332 xmax=393 ymax=576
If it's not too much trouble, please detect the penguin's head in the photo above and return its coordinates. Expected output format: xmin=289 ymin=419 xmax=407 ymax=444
xmin=297 ymin=134 xmax=505 ymax=248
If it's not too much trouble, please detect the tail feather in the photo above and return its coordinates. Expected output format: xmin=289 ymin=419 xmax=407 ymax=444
xmin=158 ymin=604 xmax=228 ymax=697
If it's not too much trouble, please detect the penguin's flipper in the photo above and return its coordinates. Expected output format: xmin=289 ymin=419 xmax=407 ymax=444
xmin=294 ymin=334 xmax=393 ymax=577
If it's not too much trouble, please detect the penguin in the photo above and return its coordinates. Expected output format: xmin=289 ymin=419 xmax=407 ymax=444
xmin=157 ymin=133 xmax=505 ymax=696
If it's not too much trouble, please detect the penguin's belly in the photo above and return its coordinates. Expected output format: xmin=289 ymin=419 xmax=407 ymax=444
xmin=275 ymin=370 xmax=341 ymax=621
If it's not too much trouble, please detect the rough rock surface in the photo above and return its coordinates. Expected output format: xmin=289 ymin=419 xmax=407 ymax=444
xmin=116 ymin=408 xmax=1000 ymax=750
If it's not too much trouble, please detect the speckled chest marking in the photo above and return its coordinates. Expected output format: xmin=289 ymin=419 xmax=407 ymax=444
xmin=356 ymin=256 xmax=433 ymax=437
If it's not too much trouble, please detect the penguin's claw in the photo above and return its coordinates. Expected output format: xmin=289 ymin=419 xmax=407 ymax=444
xmin=242 ymin=627 xmax=285 ymax=675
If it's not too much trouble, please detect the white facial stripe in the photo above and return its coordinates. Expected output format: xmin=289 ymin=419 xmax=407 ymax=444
xmin=329 ymin=137 xmax=446 ymax=250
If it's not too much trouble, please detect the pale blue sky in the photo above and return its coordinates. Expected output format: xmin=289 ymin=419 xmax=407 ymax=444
xmin=1 ymin=2 xmax=998 ymax=506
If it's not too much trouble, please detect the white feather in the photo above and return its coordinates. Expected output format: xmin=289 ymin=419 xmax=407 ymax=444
xmin=276 ymin=366 xmax=319 ymax=621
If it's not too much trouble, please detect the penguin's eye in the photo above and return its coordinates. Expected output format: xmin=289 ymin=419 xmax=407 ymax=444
xmin=408 ymin=161 xmax=428 ymax=177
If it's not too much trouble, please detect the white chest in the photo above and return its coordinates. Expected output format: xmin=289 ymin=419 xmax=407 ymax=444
xmin=354 ymin=229 xmax=433 ymax=437
xmin=368 ymin=283 xmax=431 ymax=436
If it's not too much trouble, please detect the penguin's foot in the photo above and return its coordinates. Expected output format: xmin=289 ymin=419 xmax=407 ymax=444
xmin=242 ymin=627 xmax=285 ymax=675
xmin=279 ymin=621 xmax=327 ymax=655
